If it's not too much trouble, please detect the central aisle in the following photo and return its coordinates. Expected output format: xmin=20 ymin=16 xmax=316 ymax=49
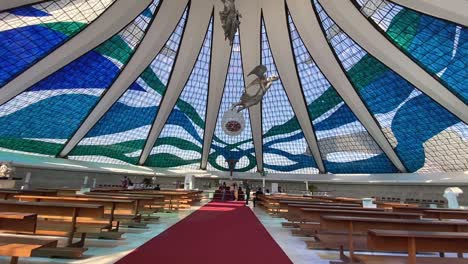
xmin=116 ymin=201 xmax=292 ymax=264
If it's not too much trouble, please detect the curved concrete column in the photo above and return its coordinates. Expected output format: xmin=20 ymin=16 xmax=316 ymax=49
xmin=237 ymin=0 xmax=264 ymax=172
xmin=287 ymin=0 xmax=407 ymax=172
xmin=139 ymin=0 xmax=215 ymax=165
xmin=200 ymin=1 xmax=232 ymax=170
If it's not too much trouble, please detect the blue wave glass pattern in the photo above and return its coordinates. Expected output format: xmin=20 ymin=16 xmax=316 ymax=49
xmin=68 ymin=6 xmax=186 ymax=165
xmin=288 ymin=14 xmax=397 ymax=173
xmin=261 ymin=20 xmax=318 ymax=174
xmin=144 ymin=18 xmax=213 ymax=169
xmin=315 ymin=1 xmax=468 ymax=173
xmin=0 ymin=0 xmax=159 ymax=157
xmin=355 ymin=0 xmax=467 ymax=103
xmin=207 ymin=33 xmax=257 ymax=172
xmin=0 ymin=0 xmax=115 ymax=87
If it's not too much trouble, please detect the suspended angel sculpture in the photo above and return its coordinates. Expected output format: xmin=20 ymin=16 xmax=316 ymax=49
xmin=0 ymin=162 xmax=14 ymax=178
xmin=219 ymin=0 xmax=241 ymax=46
xmin=231 ymin=65 xmax=279 ymax=113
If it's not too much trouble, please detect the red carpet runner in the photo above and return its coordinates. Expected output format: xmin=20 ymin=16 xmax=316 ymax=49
xmin=117 ymin=201 xmax=292 ymax=264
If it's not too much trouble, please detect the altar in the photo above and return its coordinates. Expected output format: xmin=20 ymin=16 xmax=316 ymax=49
xmin=214 ymin=180 xmax=246 ymax=201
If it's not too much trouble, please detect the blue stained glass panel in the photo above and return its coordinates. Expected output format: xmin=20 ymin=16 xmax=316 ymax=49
xmin=288 ymin=14 xmax=397 ymax=173
xmin=315 ymin=1 xmax=468 ymax=173
xmin=261 ymin=21 xmax=318 ymax=174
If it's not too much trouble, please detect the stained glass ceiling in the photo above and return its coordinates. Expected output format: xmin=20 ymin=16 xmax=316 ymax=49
xmin=0 ymin=0 xmax=466 ymax=175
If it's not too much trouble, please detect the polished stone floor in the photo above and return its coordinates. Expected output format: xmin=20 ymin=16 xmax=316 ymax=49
xmin=251 ymin=205 xmax=340 ymax=264
xmin=0 ymin=200 xmax=336 ymax=264
xmin=0 ymin=203 xmax=206 ymax=264
xmin=2 ymin=200 xmax=461 ymax=264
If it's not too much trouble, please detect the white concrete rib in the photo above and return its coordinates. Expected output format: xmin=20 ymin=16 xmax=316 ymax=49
xmin=237 ymin=0 xmax=264 ymax=172
xmin=200 ymin=1 xmax=232 ymax=170
xmin=287 ymin=0 xmax=407 ymax=172
xmin=139 ymin=0 xmax=214 ymax=165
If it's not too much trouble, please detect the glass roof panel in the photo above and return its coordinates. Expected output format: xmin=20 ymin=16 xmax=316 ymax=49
xmin=288 ymin=14 xmax=398 ymax=173
xmin=0 ymin=0 xmax=159 ymax=157
xmin=207 ymin=33 xmax=257 ymax=172
xmin=69 ymin=6 xmax=187 ymax=166
xmin=261 ymin=20 xmax=318 ymax=174
xmin=315 ymin=1 xmax=468 ymax=173
xmin=144 ymin=18 xmax=213 ymax=169
xmin=355 ymin=0 xmax=468 ymax=103
xmin=0 ymin=0 xmax=116 ymax=87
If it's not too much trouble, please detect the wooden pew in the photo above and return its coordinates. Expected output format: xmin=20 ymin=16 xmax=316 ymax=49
xmin=0 ymin=189 xmax=58 ymax=200
xmin=394 ymin=206 xmax=468 ymax=219
xmin=0 ymin=236 xmax=58 ymax=264
xmin=0 ymin=200 xmax=105 ymax=247
xmin=329 ymin=197 xmax=363 ymax=204
xmin=278 ymin=200 xmax=360 ymax=214
xmin=314 ymin=215 xmax=468 ymax=256
xmin=258 ymin=195 xmax=329 ymax=214
xmin=14 ymin=195 xmax=142 ymax=229
xmin=0 ymin=213 xmax=37 ymax=234
xmin=75 ymin=193 xmax=155 ymax=214
xmin=297 ymin=210 xmax=422 ymax=238
xmin=121 ymin=190 xmax=192 ymax=210
xmin=84 ymin=192 xmax=164 ymax=217
xmin=424 ymin=210 xmax=468 ymax=221
xmin=353 ymin=230 xmax=468 ymax=264
xmin=375 ymin=201 xmax=418 ymax=209
xmin=123 ymin=190 xmax=200 ymax=210
xmin=283 ymin=203 xmax=376 ymax=223
xmin=301 ymin=208 xmax=421 ymax=223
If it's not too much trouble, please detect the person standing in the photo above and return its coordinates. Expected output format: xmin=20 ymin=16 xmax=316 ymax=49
xmin=253 ymin=187 xmax=263 ymax=207
xmin=233 ymin=183 xmax=238 ymax=201
xmin=244 ymin=181 xmax=251 ymax=205
xmin=221 ymin=183 xmax=227 ymax=201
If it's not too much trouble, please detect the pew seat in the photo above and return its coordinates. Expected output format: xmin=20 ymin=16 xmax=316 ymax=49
xmin=312 ymin=216 xmax=468 ymax=254
xmin=353 ymin=255 xmax=468 ymax=264
xmin=0 ymin=236 xmax=58 ymax=264
xmin=352 ymin=230 xmax=468 ymax=264
xmin=0 ymin=213 xmax=37 ymax=234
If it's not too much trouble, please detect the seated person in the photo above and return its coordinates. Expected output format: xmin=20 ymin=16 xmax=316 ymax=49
xmin=253 ymin=187 xmax=264 ymax=207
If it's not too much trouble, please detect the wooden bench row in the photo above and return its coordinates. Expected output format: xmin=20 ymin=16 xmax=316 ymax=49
xmin=271 ymin=194 xmax=468 ymax=264
xmin=0 ymin=188 xmax=204 ymax=262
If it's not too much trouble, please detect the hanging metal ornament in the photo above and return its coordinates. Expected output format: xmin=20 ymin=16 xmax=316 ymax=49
xmin=231 ymin=65 xmax=279 ymax=113
xmin=219 ymin=0 xmax=241 ymax=46
xmin=222 ymin=108 xmax=245 ymax=136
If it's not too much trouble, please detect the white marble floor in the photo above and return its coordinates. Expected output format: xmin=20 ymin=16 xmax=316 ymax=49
xmin=250 ymin=205 xmax=340 ymax=264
